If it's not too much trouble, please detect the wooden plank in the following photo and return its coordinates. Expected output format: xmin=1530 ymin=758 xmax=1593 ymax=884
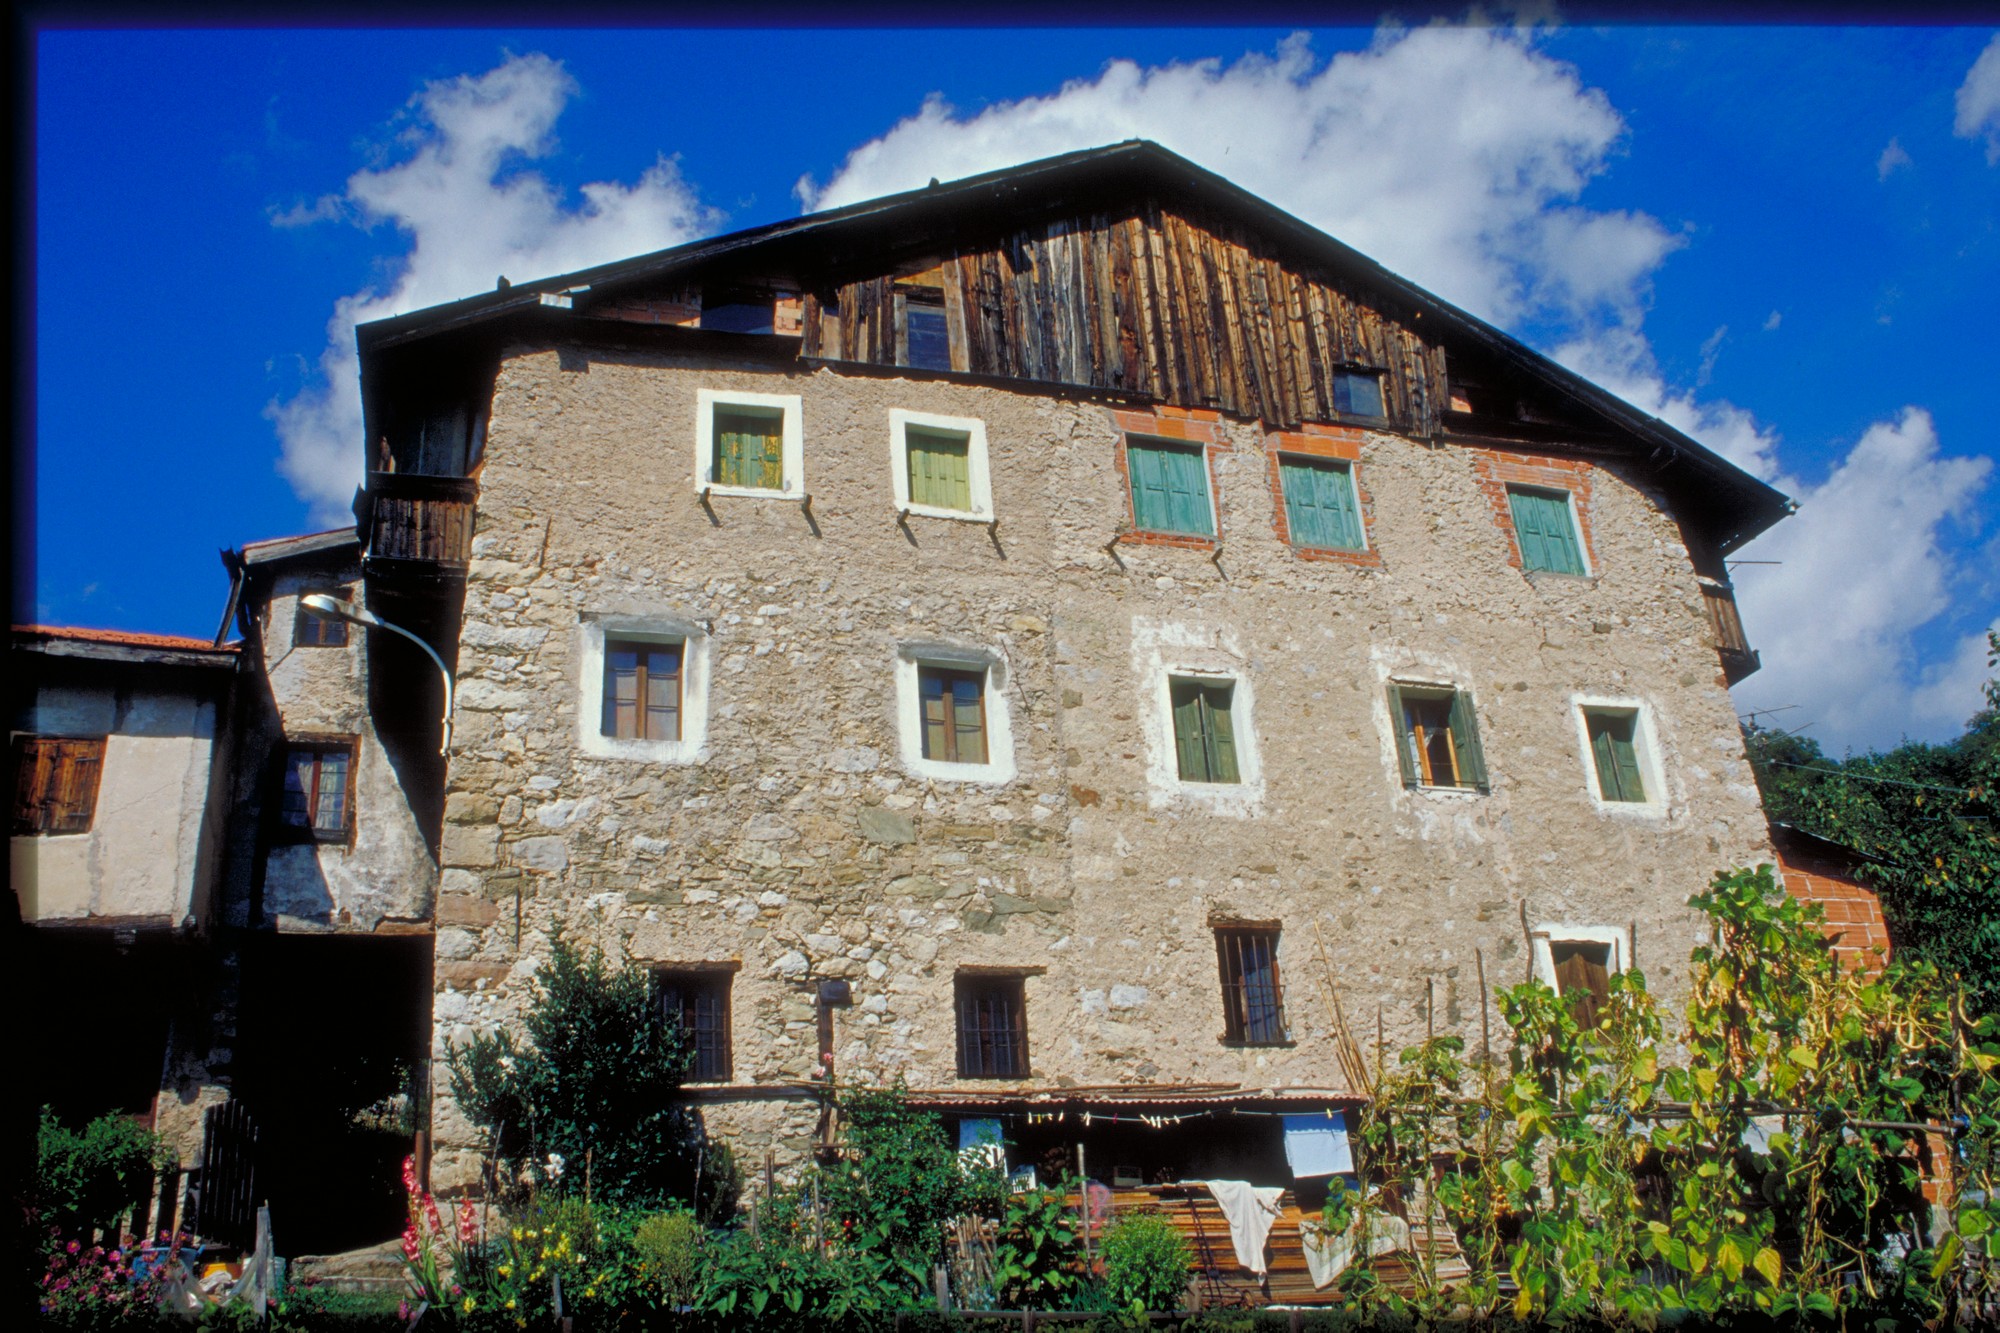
xmin=941 ymin=256 xmax=971 ymax=373
xmin=1108 ymin=214 xmax=1142 ymax=393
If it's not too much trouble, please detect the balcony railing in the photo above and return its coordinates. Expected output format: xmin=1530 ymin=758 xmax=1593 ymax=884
xmin=1701 ymin=582 xmax=1760 ymax=683
xmin=360 ymin=473 xmax=477 ymax=571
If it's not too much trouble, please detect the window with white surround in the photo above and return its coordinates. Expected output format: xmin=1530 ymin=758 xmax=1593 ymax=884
xmin=889 ymin=409 xmax=992 ymax=521
xmin=1530 ymin=925 xmax=1630 ymax=1029
xmin=694 ymin=389 xmax=803 ymax=498
xmin=1570 ymin=696 xmax=1669 ymax=816
xmin=578 ymin=616 xmax=711 ymax=764
xmin=1133 ymin=621 xmax=1265 ymax=813
xmin=893 ymin=643 xmax=1015 ymax=784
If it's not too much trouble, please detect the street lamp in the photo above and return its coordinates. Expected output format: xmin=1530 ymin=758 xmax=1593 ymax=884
xmin=299 ymin=594 xmax=455 ymax=756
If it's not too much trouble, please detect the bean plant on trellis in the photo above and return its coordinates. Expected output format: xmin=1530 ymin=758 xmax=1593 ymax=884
xmin=1337 ymin=864 xmax=2000 ymax=1327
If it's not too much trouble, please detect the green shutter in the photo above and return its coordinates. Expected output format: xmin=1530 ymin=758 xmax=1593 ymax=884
xmin=715 ymin=409 xmax=783 ymax=489
xmin=1447 ymin=690 xmax=1488 ymax=791
xmin=908 ymin=429 xmax=972 ymax=511
xmin=1510 ymin=488 xmax=1585 ymax=575
xmin=1203 ymin=685 xmax=1240 ymax=783
xmin=1589 ymin=713 xmax=1645 ymax=802
xmin=1589 ymin=718 xmax=1622 ymax=801
xmin=1387 ymin=685 xmax=1419 ymax=787
xmin=1170 ymin=681 xmax=1240 ymax=783
xmin=1281 ymin=457 xmax=1363 ymax=550
xmin=1129 ymin=441 xmax=1212 ymax=536
xmin=1171 ymin=682 xmax=1209 ymax=781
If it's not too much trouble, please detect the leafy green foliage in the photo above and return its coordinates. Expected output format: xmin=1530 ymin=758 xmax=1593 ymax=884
xmin=815 ymin=1082 xmax=979 ymax=1287
xmin=696 ymin=1227 xmax=897 ymax=1324
xmin=990 ymin=1182 xmax=1083 ymax=1309
xmin=1097 ymin=1212 xmax=1192 ymax=1313
xmin=1746 ymin=629 xmax=1999 ymax=1006
xmin=444 ymin=931 xmax=733 ymax=1213
xmin=35 ymin=1108 xmax=170 ymax=1239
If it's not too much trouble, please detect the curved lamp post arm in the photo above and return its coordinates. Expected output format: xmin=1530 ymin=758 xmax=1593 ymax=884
xmin=299 ymin=595 xmax=455 ymax=756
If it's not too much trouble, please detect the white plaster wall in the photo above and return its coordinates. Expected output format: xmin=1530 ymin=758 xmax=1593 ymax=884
xmin=12 ymin=686 xmax=218 ymax=925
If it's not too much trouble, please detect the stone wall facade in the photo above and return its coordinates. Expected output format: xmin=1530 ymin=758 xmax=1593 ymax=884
xmin=426 ymin=345 xmax=1774 ymax=1194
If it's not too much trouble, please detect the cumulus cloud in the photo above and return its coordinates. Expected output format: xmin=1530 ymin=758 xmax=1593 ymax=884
xmin=800 ymin=26 xmax=1678 ymax=342
xmin=271 ymin=53 xmax=720 ymax=519
xmin=1955 ymin=33 xmax=2000 ymax=163
xmin=1729 ymin=410 xmax=1993 ymax=752
xmin=804 ymin=24 xmax=1989 ymax=749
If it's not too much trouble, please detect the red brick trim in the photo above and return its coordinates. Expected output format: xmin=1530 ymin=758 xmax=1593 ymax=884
xmin=1107 ymin=407 xmax=1229 ymax=551
xmin=1775 ymin=850 xmax=1892 ymax=975
xmin=1468 ymin=448 xmax=1598 ymax=575
xmin=1264 ymin=425 xmax=1384 ymax=569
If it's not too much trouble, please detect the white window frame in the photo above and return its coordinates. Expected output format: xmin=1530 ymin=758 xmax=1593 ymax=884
xmin=1507 ymin=484 xmax=1593 ymax=577
xmin=888 ymin=408 xmax=993 ymax=522
xmin=893 ymin=643 xmax=1016 ymax=785
xmin=1530 ymin=924 xmax=1630 ymax=994
xmin=1132 ymin=620 xmax=1265 ymax=815
xmin=694 ymin=388 xmax=804 ymax=499
xmin=1570 ymin=695 xmax=1669 ymax=817
xmin=578 ymin=617 xmax=711 ymax=764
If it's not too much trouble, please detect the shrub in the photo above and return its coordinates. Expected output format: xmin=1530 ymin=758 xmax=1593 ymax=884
xmin=1098 ymin=1212 xmax=1192 ymax=1313
xmin=633 ymin=1209 xmax=704 ymax=1309
xmin=445 ymin=931 xmax=730 ymax=1213
xmin=36 ymin=1108 xmax=170 ymax=1240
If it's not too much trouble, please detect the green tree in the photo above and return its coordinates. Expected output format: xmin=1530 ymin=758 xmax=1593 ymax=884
xmin=445 ymin=932 xmax=733 ymax=1214
xmin=1745 ymin=629 xmax=1999 ymax=1005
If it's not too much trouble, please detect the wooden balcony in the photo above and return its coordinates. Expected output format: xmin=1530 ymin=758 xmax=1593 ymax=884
xmin=1701 ymin=582 xmax=1760 ymax=684
xmin=357 ymin=473 xmax=477 ymax=577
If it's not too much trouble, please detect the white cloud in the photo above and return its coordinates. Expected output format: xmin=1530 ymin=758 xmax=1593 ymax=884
xmin=1954 ymin=33 xmax=2000 ymax=163
xmin=801 ymin=26 xmax=1678 ymax=340
xmin=1730 ymin=410 xmax=1992 ymax=752
xmin=1876 ymin=136 xmax=1912 ymax=180
xmin=804 ymin=25 xmax=1992 ymax=750
xmin=271 ymin=53 xmax=720 ymax=520
xmin=1762 ymin=310 xmax=1781 ymax=332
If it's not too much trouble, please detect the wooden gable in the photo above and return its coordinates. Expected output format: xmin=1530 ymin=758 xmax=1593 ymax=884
xmin=796 ymin=199 xmax=1449 ymax=436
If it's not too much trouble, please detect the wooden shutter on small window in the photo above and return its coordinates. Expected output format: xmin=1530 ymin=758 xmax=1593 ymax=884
xmin=1551 ymin=942 xmax=1612 ymax=1029
xmin=1129 ymin=441 xmax=1213 ymax=536
xmin=1510 ymin=489 xmax=1585 ymax=575
xmin=907 ymin=429 xmax=971 ymax=510
xmin=13 ymin=737 xmax=104 ymax=834
xmin=1171 ymin=681 xmax=1238 ymax=783
xmin=1386 ymin=685 xmax=1419 ymax=787
xmin=1281 ymin=457 xmax=1363 ymax=550
xmin=1588 ymin=713 xmax=1645 ymax=802
xmin=1447 ymin=690 xmax=1488 ymax=791
xmin=715 ymin=410 xmax=782 ymax=489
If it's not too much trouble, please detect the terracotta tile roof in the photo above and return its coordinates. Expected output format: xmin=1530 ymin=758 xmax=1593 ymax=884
xmin=14 ymin=624 xmax=237 ymax=653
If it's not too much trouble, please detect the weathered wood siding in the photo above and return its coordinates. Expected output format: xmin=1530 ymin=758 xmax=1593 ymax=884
xmin=800 ymin=201 xmax=1449 ymax=435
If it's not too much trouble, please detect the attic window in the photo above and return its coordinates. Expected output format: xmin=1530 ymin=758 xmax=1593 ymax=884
xmin=1332 ymin=369 xmax=1386 ymax=420
xmin=898 ymin=287 xmax=951 ymax=371
xmin=700 ymin=288 xmax=774 ymax=335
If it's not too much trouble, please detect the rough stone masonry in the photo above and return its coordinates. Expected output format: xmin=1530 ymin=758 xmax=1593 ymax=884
xmin=420 ymin=346 xmax=1772 ymax=1195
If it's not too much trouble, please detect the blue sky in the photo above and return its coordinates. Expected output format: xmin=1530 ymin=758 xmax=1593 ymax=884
xmin=30 ymin=22 xmax=2000 ymax=753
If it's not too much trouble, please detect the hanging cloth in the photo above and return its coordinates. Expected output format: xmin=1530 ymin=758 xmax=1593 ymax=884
xmin=1195 ymin=1180 xmax=1285 ymax=1274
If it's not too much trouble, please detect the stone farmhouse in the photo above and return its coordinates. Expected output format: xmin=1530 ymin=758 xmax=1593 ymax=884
xmin=20 ymin=141 xmax=1890 ymax=1265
